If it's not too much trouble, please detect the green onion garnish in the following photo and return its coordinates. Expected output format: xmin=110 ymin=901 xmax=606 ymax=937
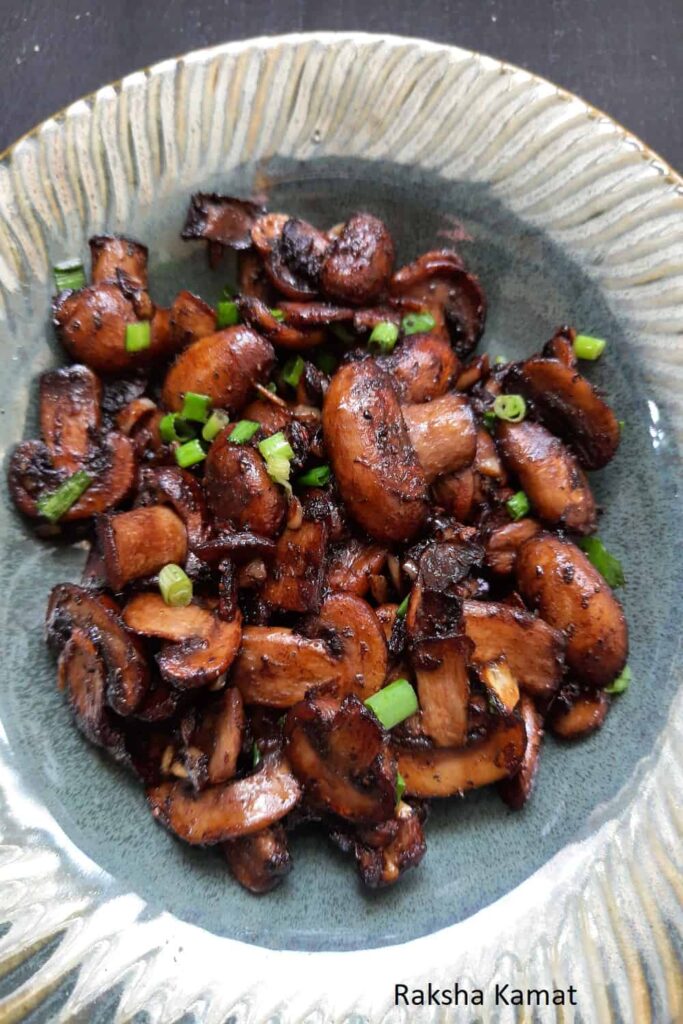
xmin=506 ymin=490 xmax=531 ymax=521
xmin=396 ymin=594 xmax=410 ymax=618
xmin=258 ymin=431 xmax=294 ymax=462
xmin=401 ymin=311 xmax=436 ymax=336
xmin=573 ymin=334 xmax=606 ymax=361
xmin=36 ymin=470 xmax=92 ymax=522
xmin=368 ymin=321 xmax=399 ymax=354
xmin=159 ymin=413 xmax=195 ymax=444
xmin=216 ymin=300 xmax=240 ymax=329
xmin=605 ymin=665 xmax=631 ymax=695
xmin=395 ymin=771 xmax=406 ymax=805
xmin=297 ymin=465 xmax=331 ymax=488
xmin=282 ymin=355 xmax=305 ymax=388
xmin=252 ymin=742 xmax=262 ymax=768
xmin=265 ymin=382 xmax=278 ymax=394
xmin=483 ymin=410 xmax=497 ymax=430
xmin=265 ymin=455 xmax=292 ymax=492
xmin=53 ymin=258 xmax=86 ymax=292
xmin=618 ymin=419 xmax=625 ymax=431
xmin=181 ymin=392 xmax=212 ymax=423
xmin=315 ymin=350 xmax=338 ymax=375
xmin=493 ymin=394 xmax=527 ymax=423
xmin=494 ymin=355 xmax=507 ymax=365
xmin=578 ymin=536 xmax=625 ymax=588
xmin=229 ymin=419 xmax=260 ymax=444
xmin=202 ymin=410 xmax=230 ymax=442
xmin=365 ymin=678 xmax=419 ymax=730
xmin=175 ymin=439 xmax=206 ymax=469
xmin=158 ymin=563 xmax=193 ymax=607
xmin=125 ymin=321 xmax=151 ymax=353
xmin=270 ymin=308 xmax=285 ymax=322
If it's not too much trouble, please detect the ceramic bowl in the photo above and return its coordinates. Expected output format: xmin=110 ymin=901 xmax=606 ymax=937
xmin=0 ymin=32 xmax=680 ymax=1023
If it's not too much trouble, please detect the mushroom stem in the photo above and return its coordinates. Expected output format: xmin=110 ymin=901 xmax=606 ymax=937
xmin=401 ymin=393 xmax=477 ymax=482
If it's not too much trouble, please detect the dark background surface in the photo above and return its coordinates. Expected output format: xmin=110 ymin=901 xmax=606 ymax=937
xmin=2 ymin=0 xmax=682 ymax=169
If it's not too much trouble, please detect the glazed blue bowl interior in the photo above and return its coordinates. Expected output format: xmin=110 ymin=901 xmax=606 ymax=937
xmin=0 ymin=156 xmax=680 ymax=952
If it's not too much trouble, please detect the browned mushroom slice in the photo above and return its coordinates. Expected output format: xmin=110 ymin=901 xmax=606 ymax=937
xmin=498 ymin=694 xmax=544 ymax=808
xmin=98 ymin=506 xmax=188 ymax=590
xmin=266 ymin=218 xmax=330 ymax=299
xmin=326 ymin=537 xmax=388 ymax=597
xmin=241 ymin=397 xmax=291 ymax=437
xmin=375 ymin=603 xmax=399 ymax=645
xmin=89 ymin=234 xmax=148 ymax=289
xmin=40 ymin=365 xmax=102 ymax=473
xmin=180 ymin=687 xmax=245 ymax=788
xmin=133 ymin=677 xmax=180 ymax=722
xmin=320 ymin=213 xmax=394 ymax=305
xmin=413 ymin=635 xmax=471 ymax=747
xmin=484 ymin=518 xmax=541 ymax=575
xmin=285 ymin=694 xmax=396 ymax=823
xmin=161 ymin=325 xmax=275 ymax=413
xmin=238 ymin=249 xmax=275 ymax=302
xmin=508 ymin=357 xmax=620 ymax=469
xmin=462 ymin=600 xmax=565 ymax=699
xmin=192 ymin=529 xmax=276 ymax=565
xmin=46 ymin=583 xmax=149 ymax=715
xmin=312 ymin=592 xmax=388 ymax=698
xmin=57 ymin=627 xmax=127 ymax=759
xmin=496 ymin=420 xmax=597 ymax=534
xmin=402 ymin=393 xmax=477 ymax=482
xmin=262 ymin=520 xmax=328 ymax=614
xmin=322 ymin=361 xmax=428 ymax=543
xmin=115 ymin=396 xmax=157 ymax=437
xmin=548 ymin=684 xmax=609 ymax=740
xmin=122 ymin=592 xmax=243 ymax=689
xmin=222 ymin=824 xmax=292 ymax=893
xmin=137 ymin=465 xmax=208 ymax=548
xmin=394 ymin=713 xmax=526 ymax=797
xmin=455 ymin=354 xmax=490 ymax=391
xmin=204 ymin=430 xmax=287 ymax=538
xmin=432 ymin=468 xmax=475 ymax=523
xmin=516 ymin=534 xmax=628 ymax=688
xmin=251 ymin=212 xmax=289 ymax=256
xmin=168 ymin=290 xmax=217 ymax=350
xmin=477 ymin=657 xmax=520 ymax=715
xmin=353 ymin=802 xmax=427 ymax=888
xmin=181 ymin=193 xmax=265 ymax=249
xmin=277 ymin=302 xmax=355 ymax=327
xmin=231 ymin=627 xmax=342 ymax=706
xmin=148 ymin=753 xmax=301 ymax=844
xmin=390 ymin=250 xmax=486 ymax=358
xmin=238 ymin=297 xmax=325 ymax=350
xmin=378 ymin=333 xmax=460 ymax=403
xmin=543 ymin=326 xmax=577 ymax=368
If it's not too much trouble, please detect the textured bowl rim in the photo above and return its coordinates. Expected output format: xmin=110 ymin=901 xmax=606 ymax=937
xmin=0 ymin=30 xmax=681 ymax=1024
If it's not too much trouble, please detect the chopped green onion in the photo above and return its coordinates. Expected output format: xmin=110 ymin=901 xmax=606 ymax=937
xmin=506 ymin=490 xmax=531 ymax=521
xmin=159 ymin=413 xmax=195 ymax=444
xmin=365 ymin=678 xmax=419 ymax=730
xmin=265 ymin=382 xmax=278 ymax=394
xmin=297 ymin=465 xmax=331 ymax=488
xmin=282 ymin=355 xmax=305 ymax=388
xmin=270 ymin=308 xmax=285 ymax=322
xmin=605 ymin=665 xmax=631 ymax=695
xmin=483 ymin=409 xmax=497 ymax=430
xmin=258 ymin=431 xmax=294 ymax=462
xmin=401 ymin=311 xmax=436 ymax=336
xmin=36 ymin=470 xmax=92 ymax=522
xmin=395 ymin=771 xmax=406 ymax=805
xmin=396 ymin=594 xmax=410 ymax=618
xmin=216 ymin=300 xmax=240 ymax=328
xmin=578 ymin=536 xmax=625 ymax=588
xmin=493 ymin=394 xmax=527 ymax=423
xmin=368 ymin=321 xmax=399 ymax=353
xmin=494 ymin=355 xmax=507 ymax=365
xmin=181 ymin=391 xmax=212 ymax=423
xmin=264 ymin=454 xmax=292 ymax=493
xmin=315 ymin=350 xmax=338 ymax=375
xmin=229 ymin=419 xmax=260 ymax=444
xmin=54 ymin=258 xmax=86 ymax=293
xmin=125 ymin=321 xmax=151 ymax=353
xmin=252 ymin=742 xmax=262 ymax=768
xmin=618 ymin=419 xmax=625 ymax=431
xmin=175 ymin=438 xmax=206 ymax=469
xmin=573 ymin=334 xmax=606 ymax=361
xmin=158 ymin=563 xmax=193 ymax=607
xmin=202 ymin=410 xmax=230 ymax=441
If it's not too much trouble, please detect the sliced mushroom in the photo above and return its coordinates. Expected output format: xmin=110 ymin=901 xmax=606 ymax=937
xmin=262 ymin=519 xmax=328 ymax=614
xmin=231 ymin=627 xmax=342 ymax=706
xmin=484 ymin=518 xmax=542 ymax=576
xmin=238 ymin=248 xmax=275 ymax=302
xmin=326 ymin=537 xmax=388 ymax=598
xmin=133 ymin=677 xmax=181 ymax=722
xmin=474 ymin=427 xmax=507 ymax=482
xmin=394 ymin=712 xmax=526 ymax=797
xmin=548 ymin=684 xmax=610 ymax=739
xmin=57 ymin=627 xmax=127 ymax=759
xmin=543 ymin=326 xmax=577 ymax=368
xmin=311 ymin=592 xmax=388 ymax=698
xmin=320 ymin=213 xmax=394 ymax=305
xmin=241 ymin=397 xmax=292 ymax=436
xmin=265 ymin=217 xmax=330 ymax=299
xmin=402 ymin=393 xmax=477 ymax=482
xmin=496 ymin=420 xmax=597 ymax=534
xmin=477 ymin=657 xmax=520 ymax=715
xmin=516 ymin=534 xmax=628 ymax=688
xmin=508 ymin=357 xmax=620 ymax=470
xmin=137 ymin=465 xmax=208 ymax=549
xmin=431 ymin=468 xmax=476 ymax=523
xmin=378 ymin=332 xmax=460 ymax=403
xmin=322 ymin=361 xmax=428 ymax=543
xmin=89 ymin=234 xmax=148 ymax=290
xmin=285 ymin=693 xmax=397 ymax=823
xmin=181 ymin=193 xmax=265 ymax=250
xmin=192 ymin=529 xmax=276 ymax=565
xmin=98 ymin=505 xmax=188 ymax=590
xmin=46 ymin=583 xmax=149 ymax=715
xmin=204 ymin=430 xmax=287 ymax=538
xmin=122 ymin=592 xmax=243 ymax=689
xmin=238 ymin=296 xmax=325 ymax=350
xmin=462 ymin=600 xmax=565 ymax=699
xmin=336 ymin=801 xmax=427 ymax=888
xmin=115 ymin=396 xmax=157 ymax=438
xmin=168 ymin=290 xmax=216 ymax=350
xmin=413 ymin=634 xmax=471 ymax=747
xmin=161 ymin=325 xmax=275 ymax=413
xmin=498 ymin=694 xmax=544 ymax=808
xmin=277 ymin=301 xmax=355 ymax=328
xmin=180 ymin=687 xmax=245 ymax=788
xmin=148 ymin=752 xmax=301 ymax=844
xmin=40 ymin=365 xmax=102 ymax=473
xmin=222 ymin=824 xmax=292 ymax=893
